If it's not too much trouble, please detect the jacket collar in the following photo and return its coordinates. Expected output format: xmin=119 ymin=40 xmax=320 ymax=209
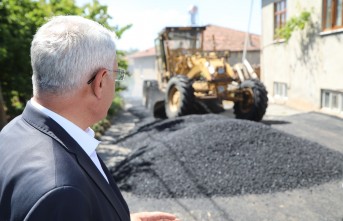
xmin=30 ymin=98 xmax=100 ymax=156
xmin=22 ymin=101 xmax=130 ymax=221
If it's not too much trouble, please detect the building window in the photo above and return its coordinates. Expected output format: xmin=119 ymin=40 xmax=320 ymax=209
xmin=321 ymin=89 xmax=343 ymax=112
xmin=274 ymin=0 xmax=287 ymax=37
xmin=274 ymin=82 xmax=288 ymax=98
xmin=322 ymin=0 xmax=343 ymax=30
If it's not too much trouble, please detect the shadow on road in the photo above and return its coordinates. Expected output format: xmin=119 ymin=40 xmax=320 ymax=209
xmin=261 ymin=119 xmax=290 ymax=125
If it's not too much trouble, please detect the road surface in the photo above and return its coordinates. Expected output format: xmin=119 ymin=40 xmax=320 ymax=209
xmin=98 ymin=99 xmax=343 ymax=221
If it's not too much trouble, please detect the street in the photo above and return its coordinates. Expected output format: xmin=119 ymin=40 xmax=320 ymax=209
xmin=97 ymin=98 xmax=343 ymax=221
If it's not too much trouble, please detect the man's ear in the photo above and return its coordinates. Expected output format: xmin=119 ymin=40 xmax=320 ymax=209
xmin=91 ymin=69 xmax=107 ymax=99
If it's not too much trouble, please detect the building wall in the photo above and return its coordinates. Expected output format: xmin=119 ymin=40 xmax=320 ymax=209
xmin=123 ymin=56 xmax=157 ymax=98
xmin=229 ymin=51 xmax=260 ymax=66
xmin=262 ymin=0 xmax=343 ymax=115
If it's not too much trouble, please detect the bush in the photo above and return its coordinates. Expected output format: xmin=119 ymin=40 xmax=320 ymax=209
xmin=91 ymin=95 xmax=124 ymax=139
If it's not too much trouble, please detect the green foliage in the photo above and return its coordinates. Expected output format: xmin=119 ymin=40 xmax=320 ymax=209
xmin=91 ymin=96 xmax=124 ymax=138
xmin=275 ymin=11 xmax=311 ymax=41
xmin=10 ymin=91 xmax=24 ymax=115
xmin=0 ymin=0 xmax=43 ymax=118
xmin=107 ymin=95 xmax=123 ymax=116
xmin=115 ymin=24 xmax=133 ymax=39
xmin=82 ymin=0 xmax=112 ymax=30
xmin=0 ymin=0 xmax=131 ymax=120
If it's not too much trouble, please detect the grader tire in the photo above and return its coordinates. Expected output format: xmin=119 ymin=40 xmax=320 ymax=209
xmin=202 ymin=99 xmax=225 ymax=113
xmin=234 ymin=79 xmax=268 ymax=121
xmin=193 ymin=99 xmax=224 ymax=114
xmin=165 ymin=75 xmax=194 ymax=118
xmin=153 ymin=100 xmax=167 ymax=119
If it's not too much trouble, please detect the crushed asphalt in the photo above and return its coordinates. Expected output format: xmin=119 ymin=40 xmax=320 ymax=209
xmin=110 ymin=113 xmax=343 ymax=198
xmin=98 ymin=99 xmax=343 ymax=221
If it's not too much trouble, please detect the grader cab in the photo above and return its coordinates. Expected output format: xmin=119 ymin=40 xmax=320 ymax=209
xmin=143 ymin=26 xmax=268 ymax=121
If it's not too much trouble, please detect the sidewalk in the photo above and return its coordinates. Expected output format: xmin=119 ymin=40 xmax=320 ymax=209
xmin=97 ymin=102 xmax=139 ymax=168
xmin=264 ymin=102 xmax=304 ymax=118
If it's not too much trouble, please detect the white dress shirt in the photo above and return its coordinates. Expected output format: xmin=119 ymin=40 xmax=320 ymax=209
xmin=30 ymin=98 xmax=109 ymax=183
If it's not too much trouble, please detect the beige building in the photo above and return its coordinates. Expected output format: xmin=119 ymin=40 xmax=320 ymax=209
xmin=261 ymin=0 xmax=343 ymax=117
xmin=124 ymin=48 xmax=157 ymax=98
xmin=125 ymin=25 xmax=261 ymax=99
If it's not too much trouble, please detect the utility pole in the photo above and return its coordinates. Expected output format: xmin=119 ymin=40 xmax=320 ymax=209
xmin=242 ymin=0 xmax=254 ymax=63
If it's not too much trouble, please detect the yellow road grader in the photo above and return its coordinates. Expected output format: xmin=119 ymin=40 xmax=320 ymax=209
xmin=143 ymin=26 xmax=268 ymax=121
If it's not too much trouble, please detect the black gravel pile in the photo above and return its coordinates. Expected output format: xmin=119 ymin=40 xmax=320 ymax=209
xmin=110 ymin=114 xmax=343 ymax=198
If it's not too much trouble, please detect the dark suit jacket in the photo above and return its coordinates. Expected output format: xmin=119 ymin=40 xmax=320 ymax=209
xmin=0 ymin=102 xmax=130 ymax=221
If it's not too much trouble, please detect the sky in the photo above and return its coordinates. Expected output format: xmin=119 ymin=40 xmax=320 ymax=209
xmin=75 ymin=0 xmax=262 ymax=51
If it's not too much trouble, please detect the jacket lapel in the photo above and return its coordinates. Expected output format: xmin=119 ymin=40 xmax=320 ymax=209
xmin=98 ymin=156 xmax=130 ymax=214
xmin=74 ymin=150 xmax=130 ymax=221
xmin=22 ymin=102 xmax=129 ymax=221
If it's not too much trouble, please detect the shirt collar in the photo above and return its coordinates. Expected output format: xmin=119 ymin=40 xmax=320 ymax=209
xmin=30 ymin=98 xmax=101 ymax=156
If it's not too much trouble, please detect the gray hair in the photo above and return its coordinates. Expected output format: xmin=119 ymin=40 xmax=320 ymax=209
xmin=31 ymin=15 xmax=117 ymax=96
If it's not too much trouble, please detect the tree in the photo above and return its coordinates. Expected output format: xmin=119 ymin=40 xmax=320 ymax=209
xmin=0 ymin=0 xmax=131 ymax=129
xmin=0 ymin=86 xmax=7 ymax=128
xmin=0 ymin=0 xmax=46 ymax=118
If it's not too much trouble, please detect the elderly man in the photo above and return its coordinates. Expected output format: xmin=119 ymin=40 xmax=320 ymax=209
xmin=0 ymin=16 xmax=179 ymax=221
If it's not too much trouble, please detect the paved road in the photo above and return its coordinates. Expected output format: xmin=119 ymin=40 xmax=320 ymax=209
xmin=97 ymin=99 xmax=343 ymax=221
xmin=223 ymin=102 xmax=343 ymax=154
xmin=266 ymin=112 xmax=343 ymax=154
